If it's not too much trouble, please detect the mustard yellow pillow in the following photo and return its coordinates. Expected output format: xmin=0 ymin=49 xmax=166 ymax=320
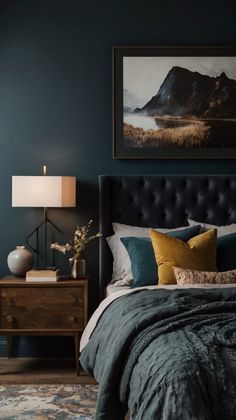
xmin=149 ymin=228 xmax=217 ymax=285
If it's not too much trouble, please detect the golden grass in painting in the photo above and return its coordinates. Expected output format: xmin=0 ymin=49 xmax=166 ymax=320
xmin=123 ymin=120 xmax=210 ymax=148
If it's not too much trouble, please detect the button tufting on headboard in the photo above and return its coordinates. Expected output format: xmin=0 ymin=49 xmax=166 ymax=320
xmin=99 ymin=175 xmax=236 ymax=300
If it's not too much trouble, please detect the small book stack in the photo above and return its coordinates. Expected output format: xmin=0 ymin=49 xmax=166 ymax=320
xmin=26 ymin=269 xmax=60 ymax=283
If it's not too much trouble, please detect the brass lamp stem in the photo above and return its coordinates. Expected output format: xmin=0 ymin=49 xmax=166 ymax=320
xmin=43 ymin=165 xmax=47 ymax=176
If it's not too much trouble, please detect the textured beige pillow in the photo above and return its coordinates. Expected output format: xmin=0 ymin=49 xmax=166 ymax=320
xmin=173 ymin=266 xmax=236 ymax=285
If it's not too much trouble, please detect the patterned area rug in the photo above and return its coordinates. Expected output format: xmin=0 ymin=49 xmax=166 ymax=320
xmin=0 ymin=384 xmax=99 ymax=419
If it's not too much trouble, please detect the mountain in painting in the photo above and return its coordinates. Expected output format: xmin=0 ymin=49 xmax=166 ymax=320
xmin=134 ymin=66 xmax=236 ymax=118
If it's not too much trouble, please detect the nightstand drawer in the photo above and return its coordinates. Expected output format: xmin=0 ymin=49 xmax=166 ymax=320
xmin=0 ymin=286 xmax=85 ymax=330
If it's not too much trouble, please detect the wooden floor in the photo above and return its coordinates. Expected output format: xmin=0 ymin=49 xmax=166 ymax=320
xmin=0 ymin=357 xmax=97 ymax=385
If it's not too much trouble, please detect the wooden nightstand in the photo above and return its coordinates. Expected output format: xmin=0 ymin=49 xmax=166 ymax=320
xmin=0 ymin=277 xmax=88 ymax=375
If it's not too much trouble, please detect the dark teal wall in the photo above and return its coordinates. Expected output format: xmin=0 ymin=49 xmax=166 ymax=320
xmin=0 ymin=0 xmax=236 ymax=355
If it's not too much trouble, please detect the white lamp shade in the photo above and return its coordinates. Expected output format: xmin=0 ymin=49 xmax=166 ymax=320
xmin=12 ymin=176 xmax=76 ymax=208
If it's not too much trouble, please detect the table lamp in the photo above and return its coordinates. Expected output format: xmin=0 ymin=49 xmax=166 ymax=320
xmin=12 ymin=166 xmax=76 ymax=269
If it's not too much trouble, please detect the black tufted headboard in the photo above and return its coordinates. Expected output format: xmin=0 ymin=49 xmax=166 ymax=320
xmin=99 ymin=175 xmax=236 ymax=299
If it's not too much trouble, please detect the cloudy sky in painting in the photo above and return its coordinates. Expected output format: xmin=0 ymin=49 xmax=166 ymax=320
xmin=123 ymin=57 xmax=236 ymax=109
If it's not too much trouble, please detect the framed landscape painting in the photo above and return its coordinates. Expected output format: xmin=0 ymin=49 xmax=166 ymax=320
xmin=113 ymin=46 xmax=236 ymax=159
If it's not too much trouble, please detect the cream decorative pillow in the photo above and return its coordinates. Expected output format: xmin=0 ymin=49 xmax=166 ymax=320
xmin=173 ymin=266 xmax=236 ymax=285
xmin=188 ymin=219 xmax=236 ymax=237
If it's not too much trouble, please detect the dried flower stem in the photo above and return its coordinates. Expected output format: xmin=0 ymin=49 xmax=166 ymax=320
xmin=51 ymin=220 xmax=101 ymax=258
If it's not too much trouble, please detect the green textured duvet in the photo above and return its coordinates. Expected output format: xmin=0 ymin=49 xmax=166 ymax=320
xmin=80 ymin=288 xmax=236 ymax=420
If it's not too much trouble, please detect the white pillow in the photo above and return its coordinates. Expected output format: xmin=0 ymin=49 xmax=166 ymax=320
xmin=188 ymin=219 xmax=236 ymax=237
xmin=107 ymin=222 xmax=188 ymax=285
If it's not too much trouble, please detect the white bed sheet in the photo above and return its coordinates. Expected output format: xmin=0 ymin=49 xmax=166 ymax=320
xmin=106 ymin=282 xmax=131 ymax=296
xmin=80 ymin=283 xmax=236 ymax=352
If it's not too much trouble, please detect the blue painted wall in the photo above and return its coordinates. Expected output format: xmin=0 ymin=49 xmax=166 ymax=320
xmin=0 ymin=0 xmax=236 ymax=356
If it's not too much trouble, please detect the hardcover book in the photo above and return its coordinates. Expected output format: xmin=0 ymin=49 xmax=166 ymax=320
xmin=26 ymin=269 xmax=60 ymax=282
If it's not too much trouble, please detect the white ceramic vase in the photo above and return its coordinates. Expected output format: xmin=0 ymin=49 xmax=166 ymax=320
xmin=7 ymin=246 xmax=34 ymax=277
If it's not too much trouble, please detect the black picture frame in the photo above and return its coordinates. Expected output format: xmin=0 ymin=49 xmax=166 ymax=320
xmin=113 ymin=45 xmax=236 ymax=159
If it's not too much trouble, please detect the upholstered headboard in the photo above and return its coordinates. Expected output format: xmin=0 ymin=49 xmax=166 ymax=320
xmin=99 ymin=175 xmax=236 ymax=299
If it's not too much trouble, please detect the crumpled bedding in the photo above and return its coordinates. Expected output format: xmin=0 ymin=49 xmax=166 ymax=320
xmin=80 ymin=287 xmax=236 ymax=420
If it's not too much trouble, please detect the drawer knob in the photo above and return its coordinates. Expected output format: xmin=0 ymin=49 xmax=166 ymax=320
xmin=6 ymin=315 xmax=13 ymax=323
xmin=69 ymin=315 xmax=76 ymax=322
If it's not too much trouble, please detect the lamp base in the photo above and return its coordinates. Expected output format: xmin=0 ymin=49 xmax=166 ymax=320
xmin=26 ymin=209 xmax=62 ymax=269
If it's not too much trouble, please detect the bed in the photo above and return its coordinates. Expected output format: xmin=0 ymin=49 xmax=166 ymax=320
xmin=80 ymin=175 xmax=236 ymax=420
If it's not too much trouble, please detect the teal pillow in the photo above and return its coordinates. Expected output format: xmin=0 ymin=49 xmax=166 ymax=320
xmin=217 ymin=232 xmax=236 ymax=271
xmin=121 ymin=225 xmax=201 ymax=288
